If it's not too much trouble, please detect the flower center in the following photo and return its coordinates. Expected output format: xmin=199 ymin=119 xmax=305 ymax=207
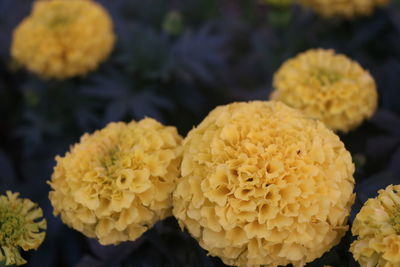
xmin=310 ymin=68 xmax=341 ymax=86
xmin=49 ymin=15 xmax=74 ymax=28
xmin=0 ymin=208 xmax=25 ymax=246
xmin=391 ymin=208 xmax=400 ymax=234
xmin=102 ymin=148 xmax=121 ymax=173
xmin=35 ymin=3 xmax=80 ymax=29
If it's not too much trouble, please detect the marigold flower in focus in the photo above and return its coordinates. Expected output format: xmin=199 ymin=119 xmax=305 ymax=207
xmin=271 ymin=49 xmax=377 ymax=132
xmin=11 ymin=0 xmax=115 ymax=79
xmin=173 ymin=101 xmax=355 ymax=267
xmin=350 ymin=185 xmax=400 ymax=267
xmin=0 ymin=191 xmax=46 ymax=266
xmin=49 ymin=118 xmax=182 ymax=245
xmin=299 ymin=0 xmax=390 ymax=18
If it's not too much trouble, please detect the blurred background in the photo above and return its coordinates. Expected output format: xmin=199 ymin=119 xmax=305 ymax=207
xmin=1 ymin=0 xmax=400 ymax=266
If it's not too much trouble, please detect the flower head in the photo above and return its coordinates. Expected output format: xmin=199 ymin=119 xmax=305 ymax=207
xmin=49 ymin=118 xmax=182 ymax=245
xmin=299 ymin=0 xmax=390 ymax=18
xmin=11 ymin=0 xmax=115 ymax=79
xmin=0 ymin=191 xmax=46 ymax=266
xmin=173 ymin=101 xmax=355 ymax=267
xmin=271 ymin=49 xmax=377 ymax=132
xmin=350 ymin=185 xmax=400 ymax=267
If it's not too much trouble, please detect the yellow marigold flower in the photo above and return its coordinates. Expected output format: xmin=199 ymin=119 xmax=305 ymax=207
xmin=271 ymin=49 xmax=377 ymax=132
xmin=49 ymin=118 xmax=182 ymax=245
xmin=0 ymin=191 xmax=46 ymax=266
xmin=173 ymin=101 xmax=355 ymax=267
xmin=299 ymin=0 xmax=390 ymax=18
xmin=350 ymin=185 xmax=400 ymax=267
xmin=11 ymin=0 xmax=115 ymax=79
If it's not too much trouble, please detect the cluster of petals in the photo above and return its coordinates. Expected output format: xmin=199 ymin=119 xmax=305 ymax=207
xmin=173 ymin=101 xmax=355 ymax=267
xmin=271 ymin=49 xmax=377 ymax=132
xmin=299 ymin=0 xmax=390 ymax=18
xmin=11 ymin=0 xmax=115 ymax=79
xmin=350 ymin=185 xmax=400 ymax=267
xmin=0 ymin=191 xmax=46 ymax=266
xmin=49 ymin=118 xmax=182 ymax=245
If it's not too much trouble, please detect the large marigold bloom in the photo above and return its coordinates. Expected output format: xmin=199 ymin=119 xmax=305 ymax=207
xmin=0 ymin=191 xmax=46 ymax=266
xmin=350 ymin=185 xmax=400 ymax=267
xmin=11 ymin=0 xmax=115 ymax=79
xmin=271 ymin=49 xmax=377 ymax=132
xmin=49 ymin=118 xmax=182 ymax=245
xmin=299 ymin=0 xmax=390 ymax=18
xmin=173 ymin=101 xmax=355 ymax=267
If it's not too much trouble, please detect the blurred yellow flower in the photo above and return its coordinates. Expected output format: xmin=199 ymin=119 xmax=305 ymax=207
xmin=271 ymin=49 xmax=377 ymax=132
xmin=49 ymin=118 xmax=182 ymax=245
xmin=11 ymin=0 xmax=115 ymax=79
xmin=350 ymin=185 xmax=400 ymax=267
xmin=299 ymin=0 xmax=390 ymax=18
xmin=173 ymin=101 xmax=355 ymax=267
xmin=0 ymin=191 xmax=46 ymax=266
